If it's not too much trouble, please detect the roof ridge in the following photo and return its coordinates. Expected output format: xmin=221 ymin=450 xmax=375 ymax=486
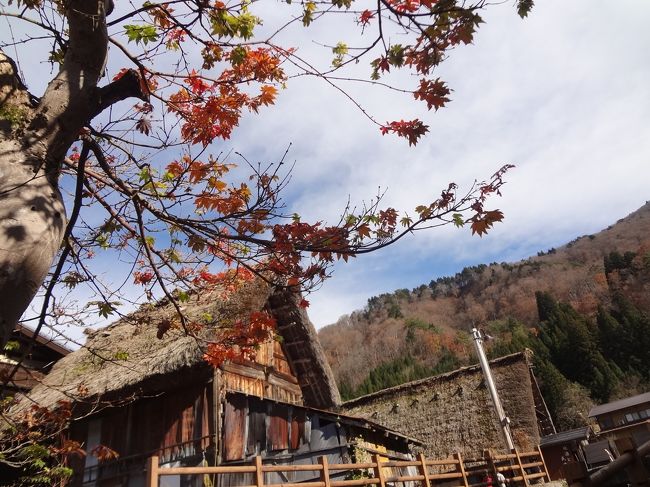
xmin=342 ymin=351 xmax=528 ymax=407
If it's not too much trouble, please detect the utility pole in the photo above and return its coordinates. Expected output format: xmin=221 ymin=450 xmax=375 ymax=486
xmin=471 ymin=328 xmax=515 ymax=451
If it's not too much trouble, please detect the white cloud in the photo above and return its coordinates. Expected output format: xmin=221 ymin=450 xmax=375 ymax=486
xmin=270 ymin=0 xmax=650 ymax=327
xmin=4 ymin=0 xmax=649 ymax=332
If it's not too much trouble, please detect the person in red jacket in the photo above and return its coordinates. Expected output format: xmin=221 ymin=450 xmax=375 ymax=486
xmin=483 ymin=471 xmax=494 ymax=487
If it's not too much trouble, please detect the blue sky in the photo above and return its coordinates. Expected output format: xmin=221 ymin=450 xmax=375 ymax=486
xmin=3 ymin=0 xmax=650 ymax=337
xmin=243 ymin=0 xmax=650 ymax=327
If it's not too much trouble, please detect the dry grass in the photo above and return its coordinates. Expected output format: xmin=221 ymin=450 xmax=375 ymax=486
xmin=16 ymin=280 xmax=271 ymax=412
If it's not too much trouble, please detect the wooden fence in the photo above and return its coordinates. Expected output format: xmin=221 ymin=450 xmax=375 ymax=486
xmin=145 ymin=448 xmax=550 ymax=487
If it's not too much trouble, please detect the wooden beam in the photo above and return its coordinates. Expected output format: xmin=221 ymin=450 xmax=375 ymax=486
xmin=145 ymin=455 xmax=159 ymax=487
xmin=512 ymin=448 xmax=529 ymax=487
xmin=419 ymin=453 xmax=431 ymax=487
xmin=319 ymin=456 xmax=332 ymax=487
xmin=372 ymin=454 xmax=387 ymax=487
xmin=454 ymin=452 xmax=469 ymax=487
xmin=329 ymin=480 xmax=379 ymax=487
xmin=223 ymin=362 xmax=266 ymax=380
xmin=536 ymin=445 xmax=550 ymax=482
xmin=264 ymin=465 xmax=323 ymax=472
xmin=159 ymin=465 xmax=257 ymax=475
xmin=255 ymin=455 xmax=265 ymax=487
xmin=213 ymin=368 xmax=223 ymax=465
xmin=266 ymin=372 xmax=302 ymax=390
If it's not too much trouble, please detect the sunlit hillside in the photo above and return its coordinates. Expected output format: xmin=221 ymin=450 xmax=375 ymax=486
xmin=319 ymin=202 xmax=650 ymax=428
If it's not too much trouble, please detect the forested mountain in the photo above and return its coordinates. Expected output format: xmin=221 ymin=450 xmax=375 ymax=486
xmin=319 ymin=202 xmax=650 ymax=430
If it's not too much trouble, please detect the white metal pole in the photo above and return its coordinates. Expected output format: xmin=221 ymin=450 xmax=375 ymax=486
xmin=471 ymin=328 xmax=515 ymax=451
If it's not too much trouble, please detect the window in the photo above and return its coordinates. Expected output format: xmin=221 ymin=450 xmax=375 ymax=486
xmin=599 ymin=416 xmax=613 ymax=430
xmin=83 ymin=418 xmax=102 ymax=484
xmin=625 ymin=412 xmax=640 ymax=423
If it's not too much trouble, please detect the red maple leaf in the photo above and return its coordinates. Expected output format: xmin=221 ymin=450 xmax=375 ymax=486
xmin=358 ymin=9 xmax=375 ymax=26
xmin=380 ymin=119 xmax=429 ymax=146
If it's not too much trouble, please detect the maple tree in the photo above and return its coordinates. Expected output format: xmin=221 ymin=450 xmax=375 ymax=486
xmin=0 ymin=399 xmax=78 ymax=485
xmin=0 ymin=0 xmax=532 ymax=479
xmin=0 ymin=0 xmax=531 ymax=355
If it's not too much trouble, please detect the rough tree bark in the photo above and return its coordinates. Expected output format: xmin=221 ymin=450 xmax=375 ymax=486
xmin=0 ymin=0 xmax=141 ymax=345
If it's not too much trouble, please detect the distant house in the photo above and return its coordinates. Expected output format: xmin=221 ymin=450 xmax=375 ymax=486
xmin=588 ymin=391 xmax=650 ymax=449
xmin=342 ymin=351 xmax=554 ymax=458
xmin=19 ymin=283 xmax=417 ymax=486
xmin=539 ymin=426 xmax=593 ymax=480
xmin=0 ymin=324 xmax=70 ymax=397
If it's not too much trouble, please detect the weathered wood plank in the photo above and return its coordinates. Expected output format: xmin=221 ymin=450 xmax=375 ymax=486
xmin=419 ymin=453 xmax=432 ymax=487
xmin=146 ymin=455 xmax=159 ymax=487
xmin=224 ymin=395 xmax=247 ymax=461
xmin=144 ymin=446 xmax=549 ymax=487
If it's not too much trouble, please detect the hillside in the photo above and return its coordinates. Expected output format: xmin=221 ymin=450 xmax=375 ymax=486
xmin=318 ymin=201 xmax=650 ymax=424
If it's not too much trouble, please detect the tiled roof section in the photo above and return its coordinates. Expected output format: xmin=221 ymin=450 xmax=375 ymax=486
xmin=540 ymin=426 xmax=591 ymax=447
xmin=588 ymin=392 xmax=650 ymax=417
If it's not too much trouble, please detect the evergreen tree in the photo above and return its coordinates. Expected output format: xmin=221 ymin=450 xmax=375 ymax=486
xmin=602 ymin=294 xmax=650 ymax=381
xmin=347 ymin=348 xmax=461 ymax=399
xmin=596 ymin=305 xmax=633 ymax=372
xmin=487 ymin=316 xmax=595 ymax=429
xmin=535 ymin=291 xmax=557 ymax=322
xmin=535 ymin=293 xmax=620 ymax=402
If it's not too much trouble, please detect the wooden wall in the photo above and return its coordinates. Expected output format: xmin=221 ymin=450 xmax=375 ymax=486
xmin=222 ymin=393 xmax=343 ymax=463
xmin=221 ymin=340 xmax=303 ymax=405
xmin=69 ymin=382 xmax=213 ymax=486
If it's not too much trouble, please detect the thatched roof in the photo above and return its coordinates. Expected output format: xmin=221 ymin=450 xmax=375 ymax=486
xmin=268 ymin=288 xmax=340 ymax=408
xmin=343 ymin=351 xmax=533 ymax=408
xmin=341 ymin=351 xmax=541 ymax=457
xmin=18 ymin=281 xmax=340 ymax=412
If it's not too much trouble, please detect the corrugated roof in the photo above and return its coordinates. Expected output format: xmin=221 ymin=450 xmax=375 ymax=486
xmin=539 ymin=426 xmax=591 ymax=447
xmin=596 ymin=418 xmax=650 ymax=435
xmin=588 ymin=392 xmax=650 ymax=417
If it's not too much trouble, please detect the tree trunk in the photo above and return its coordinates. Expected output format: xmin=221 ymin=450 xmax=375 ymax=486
xmin=0 ymin=0 xmax=111 ymax=345
xmin=0 ymin=136 xmax=66 ymax=345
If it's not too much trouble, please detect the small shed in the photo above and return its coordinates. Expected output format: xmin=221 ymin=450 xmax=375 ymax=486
xmin=539 ymin=426 xmax=592 ymax=480
xmin=341 ymin=351 xmax=551 ymax=458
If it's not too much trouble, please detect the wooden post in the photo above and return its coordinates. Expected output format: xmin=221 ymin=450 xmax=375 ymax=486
xmin=512 ymin=449 xmax=529 ymax=487
xmin=145 ymin=455 xmax=159 ymax=487
xmin=536 ymin=445 xmax=550 ymax=482
xmin=372 ymin=454 xmax=387 ymax=487
xmin=212 ymin=368 xmax=223 ymax=465
xmin=485 ymin=449 xmax=497 ymax=477
xmin=255 ymin=455 xmax=264 ymax=487
xmin=419 ymin=453 xmax=431 ymax=487
xmin=319 ymin=455 xmax=332 ymax=487
xmin=454 ymin=452 xmax=469 ymax=487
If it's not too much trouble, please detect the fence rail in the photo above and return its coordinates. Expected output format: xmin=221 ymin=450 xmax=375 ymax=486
xmin=145 ymin=447 xmax=550 ymax=487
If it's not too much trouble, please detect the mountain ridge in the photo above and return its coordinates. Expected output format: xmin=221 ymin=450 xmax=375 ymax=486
xmin=318 ymin=201 xmax=650 ymax=409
